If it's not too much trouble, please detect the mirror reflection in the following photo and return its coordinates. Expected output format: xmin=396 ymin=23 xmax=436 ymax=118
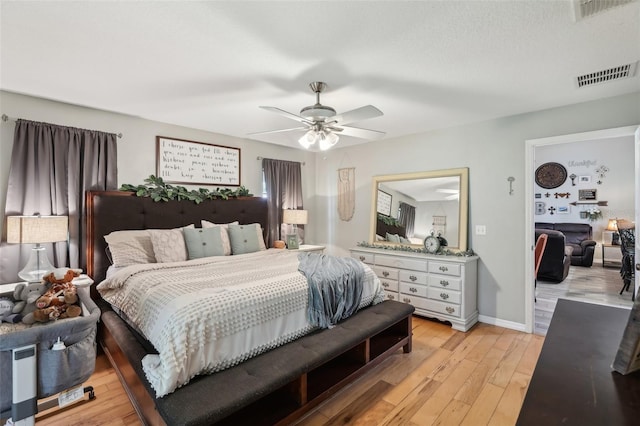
xmin=370 ymin=168 xmax=469 ymax=252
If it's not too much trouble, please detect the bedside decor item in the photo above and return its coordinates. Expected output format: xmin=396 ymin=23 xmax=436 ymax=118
xmin=7 ymin=215 xmax=68 ymax=282
xmin=283 ymin=209 xmax=307 ymax=249
xmin=156 ymin=136 xmax=240 ymax=186
xmin=535 ymin=162 xmax=567 ymax=189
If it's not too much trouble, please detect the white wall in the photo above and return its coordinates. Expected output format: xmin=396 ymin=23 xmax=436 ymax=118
xmin=315 ymin=92 xmax=640 ymax=327
xmin=0 ymin=90 xmax=318 ymax=244
xmin=535 ymin=136 xmax=635 ymax=263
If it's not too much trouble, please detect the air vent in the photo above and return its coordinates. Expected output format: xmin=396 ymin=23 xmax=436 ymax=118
xmin=576 ymin=62 xmax=638 ymax=88
xmin=572 ymin=0 xmax=634 ymax=20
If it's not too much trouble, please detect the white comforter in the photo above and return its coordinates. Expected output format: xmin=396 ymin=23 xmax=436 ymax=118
xmin=97 ymin=249 xmax=384 ymax=397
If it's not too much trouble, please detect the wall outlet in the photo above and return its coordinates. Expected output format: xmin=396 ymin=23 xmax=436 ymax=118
xmin=476 ymin=225 xmax=487 ymax=235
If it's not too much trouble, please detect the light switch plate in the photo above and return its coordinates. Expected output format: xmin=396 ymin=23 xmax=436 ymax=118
xmin=475 ymin=225 xmax=487 ymax=235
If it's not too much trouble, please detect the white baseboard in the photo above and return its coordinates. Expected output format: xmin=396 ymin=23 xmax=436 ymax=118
xmin=478 ymin=314 xmax=527 ymax=332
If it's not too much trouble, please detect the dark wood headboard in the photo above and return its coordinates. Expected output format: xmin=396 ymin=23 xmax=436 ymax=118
xmin=85 ymin=191 xmax=269 ymax=290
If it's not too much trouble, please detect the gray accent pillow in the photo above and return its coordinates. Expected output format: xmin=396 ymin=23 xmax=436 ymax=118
xmin=386 ymin=232 xmax=401 ymax=243
xmin=183 ymin=227 xmax=227 ymax=259
xmin=228 ymin=224 xmax=263 ymax=255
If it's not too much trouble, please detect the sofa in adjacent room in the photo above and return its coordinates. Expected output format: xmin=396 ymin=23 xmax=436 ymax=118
xmin=535 ymin=229 xmax=573 ymax=283
xmin=535 ymin=222 xmax=596 ymax=267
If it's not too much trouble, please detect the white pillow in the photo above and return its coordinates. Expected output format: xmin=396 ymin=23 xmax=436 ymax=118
xmin=104 ymin=230 xmax=155 ymax=267
xmin=148 ymin=225 xmax=195 ymax=263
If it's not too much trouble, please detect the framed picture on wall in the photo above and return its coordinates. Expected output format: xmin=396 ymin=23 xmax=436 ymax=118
xmin=579 ymin=189 xmax=597 ymax=201
xmin=579 ymin=175 xmax=591 ymax=184
xmin=377 ymin=190 xmax=392 ymax=216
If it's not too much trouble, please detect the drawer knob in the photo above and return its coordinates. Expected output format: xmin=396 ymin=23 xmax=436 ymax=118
xmin=440 ymin=293 xmax=449 ymax=300
xmin=403 ymin=297 xmax=411 ymax=304
xmin=409 ymin=275 xmax=417 ymax=281
xmin=383 ymin=271 xmax=389 ymax=277
xmin=446 ymin=307 xmax=455 ymax=314
xmin=382 ymin=282 xmax=389 ymax=288
xmin=359 ymin=256 xmax=365 ymax=261
xmin=387 ymin=294 xmax=395 ymax=300
xmin=440 ymin=280 xmax=449 ymax=287
xmin=439 ymin=266 xmax=448 ymax=272
xmin=410 ymin=287 xmax=417 ymax=293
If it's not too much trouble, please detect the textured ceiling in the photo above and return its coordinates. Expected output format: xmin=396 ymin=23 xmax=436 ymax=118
xmin=1 ymin=1 xmax=639 ymax=151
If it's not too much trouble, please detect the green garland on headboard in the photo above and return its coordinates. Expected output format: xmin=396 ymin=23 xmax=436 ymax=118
xmin=120 ymin=175 xmax=253 ymax=203
xmin=377 ymin=213 xmax=401 ymax=227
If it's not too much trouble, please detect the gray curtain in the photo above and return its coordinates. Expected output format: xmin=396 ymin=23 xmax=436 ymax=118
xmin=398 ymin=202 xmax=416 ymax=238
xmin=262 ymin=158 xmax=303 ymax=247
xmin=1 ymin=119 xmax=117 ymax=283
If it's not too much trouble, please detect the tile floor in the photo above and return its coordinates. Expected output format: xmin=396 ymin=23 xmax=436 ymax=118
xmin=535 ymin=262 xmax=634 ymax=335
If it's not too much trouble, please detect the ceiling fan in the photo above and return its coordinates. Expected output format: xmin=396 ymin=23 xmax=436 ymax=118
xmin=251 ymin=82 xmax=385 ymax=150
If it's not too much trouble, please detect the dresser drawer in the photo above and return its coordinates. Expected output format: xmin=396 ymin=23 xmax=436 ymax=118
xmin=379 ymin=278 xmax=399 ymax=292
xmin=352 ymin=251 xmax=374 ymax=264
xmin=428 ymin=261 xmax=461 ymax=277
xmin=372 ymin=265 xmax=399 ymax=280
xmin=400 ymin=282 xmax=428 ymax=298
xmin=376 ymin=255 xmax=427 ymax=272
xmin=384 ymin=291 xmax=399 ymax=302
xmin=399 ymin=270 xmax=428 ymax=285
xmin=428 ymin=275 xmax=462 ymax=291
xmin=424 ymin=299 xmax=461 ymax=318
xmin=427 ymin=287 xmax=461 ymax=304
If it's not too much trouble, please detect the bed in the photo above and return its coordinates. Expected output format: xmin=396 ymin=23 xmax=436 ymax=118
xmin=85 ymin=190 xmax=414 ymax=425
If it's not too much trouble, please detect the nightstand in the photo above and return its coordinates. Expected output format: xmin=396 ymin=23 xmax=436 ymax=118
xmin=295 ymin=244 xmax=325 ymax=254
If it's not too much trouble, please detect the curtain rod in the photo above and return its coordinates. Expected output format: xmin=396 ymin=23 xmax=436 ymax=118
xmin=257 ymin=156 xmax=305 ymax=166
xmin=1 ymin=114 xmax=123 ymax=138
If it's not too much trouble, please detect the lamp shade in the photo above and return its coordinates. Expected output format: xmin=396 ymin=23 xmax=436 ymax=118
xmin=282 ymin=209 xmax=308 ymax=225
xmin=606 ymin=219 xmax=618 ymax=231
xmin=7 ymin=215 xmax=68 ymax=244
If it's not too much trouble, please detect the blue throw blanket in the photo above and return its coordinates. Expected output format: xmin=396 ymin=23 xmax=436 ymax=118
xmin=298 ymin=252 xmax=365 ymax=329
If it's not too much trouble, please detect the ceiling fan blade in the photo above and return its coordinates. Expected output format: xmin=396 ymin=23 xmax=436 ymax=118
xmin=248 ymin=126 xmax=308 ymax=136
xmin=329 ymin=105 xmax=383 ymax=125
xmin=332 ymin=125 xmax=385 ymax=140
xmin=259 ymin=106 xmax=312 ymax=124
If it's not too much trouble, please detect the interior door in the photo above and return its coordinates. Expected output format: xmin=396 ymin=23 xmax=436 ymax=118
xmin=635 ymin=126 xmax=640 ymax=299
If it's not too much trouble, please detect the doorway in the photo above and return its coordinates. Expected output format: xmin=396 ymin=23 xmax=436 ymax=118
xmin=525 ymin=125 xmax=640 ymax=334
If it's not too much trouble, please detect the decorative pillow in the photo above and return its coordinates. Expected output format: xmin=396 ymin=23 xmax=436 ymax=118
xmin=183 ymin=227 xmax=228 ymax=259
xmin=148 ymin=225 xmax=194 ymax=263
xmin=104 ymin=230 xmax=155 ymax=267
xmin=201 ymin=220 xmax=235 ymax=254
xmin=399 ymin=236 xmax=412 ymax=244
xmin=228 ymin=224 xmax=266 ymax=255
xmin=386 ymin=232 xmax=401 ymax=243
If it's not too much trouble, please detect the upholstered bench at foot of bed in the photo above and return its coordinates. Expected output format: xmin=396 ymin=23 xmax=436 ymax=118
xmin=99 ymin=300 xmax=414 ymax=426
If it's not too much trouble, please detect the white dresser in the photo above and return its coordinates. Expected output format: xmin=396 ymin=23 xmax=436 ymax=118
xmin=350 ymin=247 xmax=479 ymax=332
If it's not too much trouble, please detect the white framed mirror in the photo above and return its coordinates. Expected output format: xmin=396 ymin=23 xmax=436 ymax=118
xmin=370 ymin=168 xmax=469 ymax=252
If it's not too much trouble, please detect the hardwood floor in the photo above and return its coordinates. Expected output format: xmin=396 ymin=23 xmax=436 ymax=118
xmin=22 ymin=316 xmax=544 ymax=426
xmin=535 ymin=262 xmax=634 ymax=335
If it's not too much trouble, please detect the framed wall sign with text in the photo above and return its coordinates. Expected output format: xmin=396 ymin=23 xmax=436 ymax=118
xmin=156 ymin=136 xmax=241 ymax=186
xmin=377 ymin=190 xmax=392 ymax=216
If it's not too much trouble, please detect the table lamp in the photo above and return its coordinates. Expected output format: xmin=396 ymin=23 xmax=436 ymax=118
xmin=283 ymin=209 xmax=307 ymax=249
xmin=7 ymin=215 xmax=68 ymax=282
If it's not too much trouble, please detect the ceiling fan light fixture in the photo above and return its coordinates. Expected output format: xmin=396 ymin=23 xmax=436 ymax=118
xmin=319 ymin=131 xmax=339 ymax=151
xmin=298 ymin=130 xmax=316 ymax=149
